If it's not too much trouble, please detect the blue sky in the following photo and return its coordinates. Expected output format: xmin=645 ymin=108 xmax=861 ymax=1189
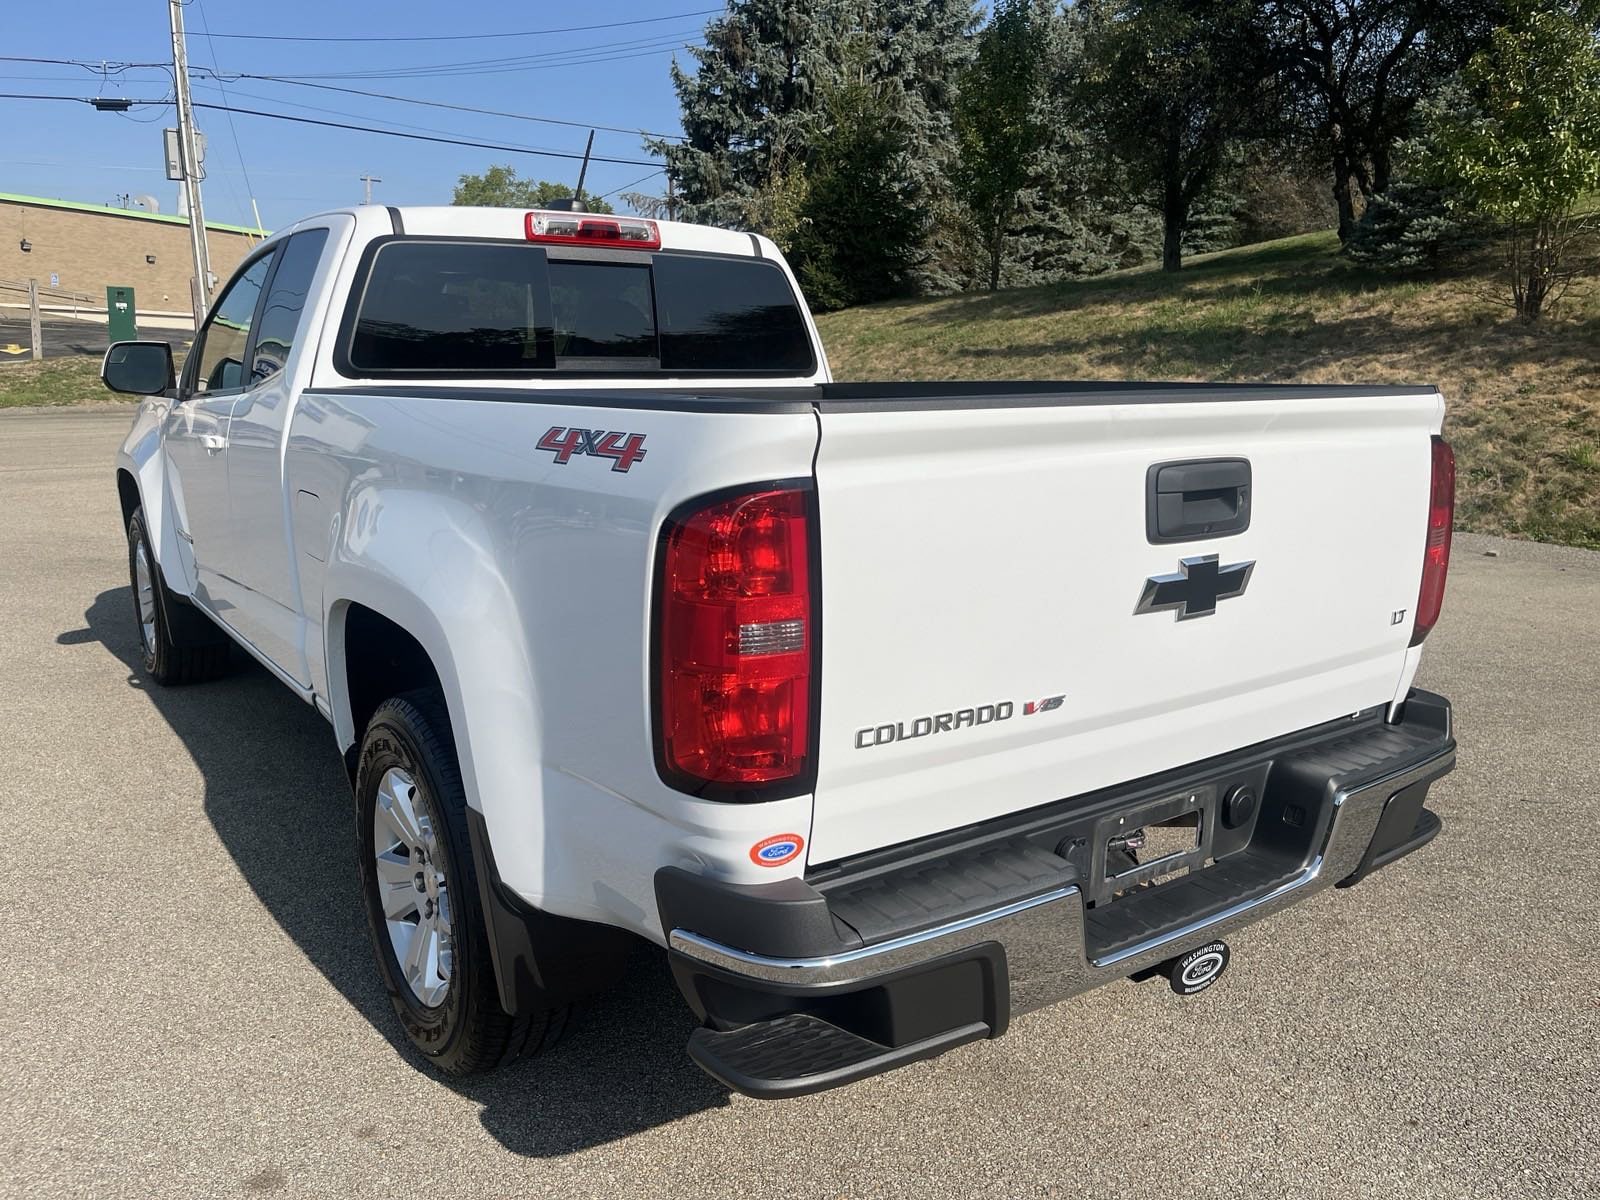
xmin=3 ymin=0 xmax=710 ymax=229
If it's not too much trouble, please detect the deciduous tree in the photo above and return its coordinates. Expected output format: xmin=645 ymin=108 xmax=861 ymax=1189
xmin=952 ymin=0 xmax=1050 ymax=290
xmin=1417 ymin=4 xmax=1600 ymax=318
xmin=1261 ymin=1 xmax=1502 ymax=240
xmin=1081 ymin=0 xmax=1271 ymax=272
xmin=451 ymin=167 xmax=613 ymax=213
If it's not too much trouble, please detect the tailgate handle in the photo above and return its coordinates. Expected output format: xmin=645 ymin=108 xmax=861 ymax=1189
xmin=1146 ymin=458 xmax=1251 ymax=543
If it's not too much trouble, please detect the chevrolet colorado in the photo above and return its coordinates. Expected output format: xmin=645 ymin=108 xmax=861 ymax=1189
xmin=103 ymin=205 xmax=1457 ymax=1098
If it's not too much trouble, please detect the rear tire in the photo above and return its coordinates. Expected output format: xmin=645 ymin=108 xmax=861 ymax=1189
xmin=126 ymin=506 xmax=230 ymax=685
xmin=355 ymin=690 xmax=570 ymax=1075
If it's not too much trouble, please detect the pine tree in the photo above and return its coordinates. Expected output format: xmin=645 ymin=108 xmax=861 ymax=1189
xmin=788 ymin=62 xmax=926 ymax=309
xmin=1346 ymin=176 xmax=1489 ymax=272
xmin=650 ymin=0 xmax=836 ymax=229
xmin=1003 ymin=3 xmax=1163 ymax=285
xmin=651 ymin=0 xmax=977 ymax=291
xmin=1181 ymin=189 xmax=1243 ymax=256
xmin=861 ymin=0 xmax=980 ymax=292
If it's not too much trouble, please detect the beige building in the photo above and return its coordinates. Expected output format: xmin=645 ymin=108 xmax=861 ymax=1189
xmin=0 ymin=192 xmax=267 ymax=320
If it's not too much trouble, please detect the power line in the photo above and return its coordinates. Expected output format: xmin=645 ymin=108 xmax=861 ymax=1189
xmin=0 ymin=92 xmax=665 ymax=167
xmin=0 ymin=92 xmax=146 ymax=103
xmin=113 ymin=102 xmax=173 ymax=125
xmin=199 ymin=8 xmax=719 ymax=43
xmin=234 ymin=35 xmax=704 ymax=81
xmin=6 ymin=30 xmax=702 ymax=85
xmin=194 ymin=0 xmax=261 ymax=228
xmin=0 ymin=72 xmax=131 ymax=82
xmin=3 ymin=54 xmax=690 ymax=141
xmin=188 ymin=101 xmax=662 ymax=166
xmin=3 ymin=32 xmax=703 ymax=91
xmin=596 ymin=168 xmax=665 ymax=202
xmin=0 ymin=55 xmax=168 ymax=71
xmin=189 ymin=80 xmax=578 ymax=156
xmin=197 ymin=73 xmax=687 ymax=142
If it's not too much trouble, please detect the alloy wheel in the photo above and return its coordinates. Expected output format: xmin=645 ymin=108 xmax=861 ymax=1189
xmin=132 ymin=531 xmax=157 ymax=655
xmin=371 ymin=767 xmax=453 ymax=1008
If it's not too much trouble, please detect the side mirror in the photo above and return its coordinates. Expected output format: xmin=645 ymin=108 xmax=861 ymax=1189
xmin=102 ymin=341 xmax=175 ymax=396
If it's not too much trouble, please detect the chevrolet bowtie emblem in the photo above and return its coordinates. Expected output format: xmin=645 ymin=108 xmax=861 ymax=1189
xmin=1134 ymin=554 xmax=1255 ymax=621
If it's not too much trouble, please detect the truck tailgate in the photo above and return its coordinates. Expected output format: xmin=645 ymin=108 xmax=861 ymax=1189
xmin=808 ymin=388 xmax=1443 ymax=864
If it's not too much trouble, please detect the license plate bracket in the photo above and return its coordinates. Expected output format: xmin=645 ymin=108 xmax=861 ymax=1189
xmin=1086 ymin=785 xmax=1216 ymax=907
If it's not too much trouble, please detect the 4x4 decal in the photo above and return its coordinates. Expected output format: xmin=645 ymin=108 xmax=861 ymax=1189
xmin=537 ymin=426 xmax=649 ymax=472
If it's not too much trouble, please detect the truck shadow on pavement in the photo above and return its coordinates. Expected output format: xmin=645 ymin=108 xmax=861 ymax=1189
xmin=60 ymin=588 xmax=732 ymax=1156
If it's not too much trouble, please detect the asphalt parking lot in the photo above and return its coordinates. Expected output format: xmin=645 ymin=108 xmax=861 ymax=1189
xmin=0 ymin=315 xmax=193 ymax=360
xmin=3 ymin=409 xmax=1596 ymax=1199
xmin=0 ymin=315 xmax=110 ymax=360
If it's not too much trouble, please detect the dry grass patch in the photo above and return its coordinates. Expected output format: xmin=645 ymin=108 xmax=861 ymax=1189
xmin=818 ymin=232 xmax=1600 ymax=549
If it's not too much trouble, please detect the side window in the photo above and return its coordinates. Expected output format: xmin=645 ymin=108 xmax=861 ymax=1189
xmin=250 ymin=229 xmax=329 ymax=386
xmin=348 ymin=241 xmax=554 ymax=373
xmin=654 ymin=254 xmax=814 ymax=373
xmin=191 ymin=253 xmax=274 ymax=395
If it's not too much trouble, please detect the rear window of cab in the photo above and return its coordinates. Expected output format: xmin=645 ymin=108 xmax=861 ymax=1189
xmin=337 ymin=239 xmax=817 ymax=378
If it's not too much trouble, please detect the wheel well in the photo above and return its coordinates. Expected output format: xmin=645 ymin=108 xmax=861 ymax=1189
xmin=116 ymin=469 xmax=140 ymax=529
xmin=341 ymin=603 xmax=444 ymax=751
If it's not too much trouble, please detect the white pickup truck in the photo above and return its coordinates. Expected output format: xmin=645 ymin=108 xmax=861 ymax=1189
xmin=104 ymin=205 xmax=1457 ymax=1098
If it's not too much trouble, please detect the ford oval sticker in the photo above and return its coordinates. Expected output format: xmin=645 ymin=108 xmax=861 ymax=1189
xmin=749 ymin=833 xmax=804 ymax=867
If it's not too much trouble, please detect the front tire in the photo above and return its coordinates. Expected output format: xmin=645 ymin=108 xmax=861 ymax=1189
xmin=355 ymin=691 xmax=568 ymax=1074
xmin=125 ymin=506 xmax=230 ymax=685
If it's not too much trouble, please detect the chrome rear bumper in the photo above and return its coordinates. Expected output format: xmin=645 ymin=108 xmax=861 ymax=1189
xmin=663 ymin=691 xmax=1456 ymax=1097
xmin=670 ymin=747 xmax=1451 ymax=1012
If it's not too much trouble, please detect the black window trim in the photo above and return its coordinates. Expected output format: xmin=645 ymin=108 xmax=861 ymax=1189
xmin=182 ymin=243 xmax=280 ymax=400
xmin=331 ymin=235 xmax=819 ymax=382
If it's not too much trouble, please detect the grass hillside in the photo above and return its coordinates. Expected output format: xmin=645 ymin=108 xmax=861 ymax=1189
xmin=817 ymin=232 xmax=1600 ymax=550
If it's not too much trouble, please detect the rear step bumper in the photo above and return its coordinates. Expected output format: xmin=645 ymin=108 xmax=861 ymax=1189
xmin=660 ymin=690 xmax=1455 ymax=1099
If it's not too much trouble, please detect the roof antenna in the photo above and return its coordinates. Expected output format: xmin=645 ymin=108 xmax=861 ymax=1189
xmin=546 ymin=133 xmax=596 ymax=213
xmin=573 ymin=130 xmax=595 ymax=211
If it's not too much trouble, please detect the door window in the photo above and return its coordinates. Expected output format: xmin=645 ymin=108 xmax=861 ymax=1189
xmin=250 ymin=229 xmax=329 ymax=385
xmin=191 ymin=253 xmax=274 ymax=395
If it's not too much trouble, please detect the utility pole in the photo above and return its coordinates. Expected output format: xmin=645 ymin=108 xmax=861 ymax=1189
xmin=169 ymin=0 xmax=212 ymax=330
xmin=573 ymin=130 xmax=595 ymax=209
xmin=360 ymin=174 xmax=382 ymax=206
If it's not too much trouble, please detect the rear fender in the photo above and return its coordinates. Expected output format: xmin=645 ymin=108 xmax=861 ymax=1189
xmin=321 ymin=485 xmax=539 ymax=872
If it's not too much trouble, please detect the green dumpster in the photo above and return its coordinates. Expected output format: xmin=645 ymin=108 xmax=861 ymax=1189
xmin=107 ymin=286 xmax=138 ymax=343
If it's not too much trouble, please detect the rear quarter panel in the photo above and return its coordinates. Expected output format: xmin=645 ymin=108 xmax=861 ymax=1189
xmin=285 ymin=391 xmax=820 ymax=937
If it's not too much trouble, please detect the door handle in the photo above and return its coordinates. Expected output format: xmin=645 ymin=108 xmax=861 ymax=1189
xmin=1146 ymin=458 xmax=1251 ymax=543
xmin=200 ymin=433 xmax=227 ymax=454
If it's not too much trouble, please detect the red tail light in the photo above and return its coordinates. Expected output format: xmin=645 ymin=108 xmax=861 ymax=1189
xmin=657 ymin=486 xmax=815 ymax=793
xmin=1411 ymin=436 xmax=1455 ymax=646
xmin=525 ymin=210 xmax=660 ymax=249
